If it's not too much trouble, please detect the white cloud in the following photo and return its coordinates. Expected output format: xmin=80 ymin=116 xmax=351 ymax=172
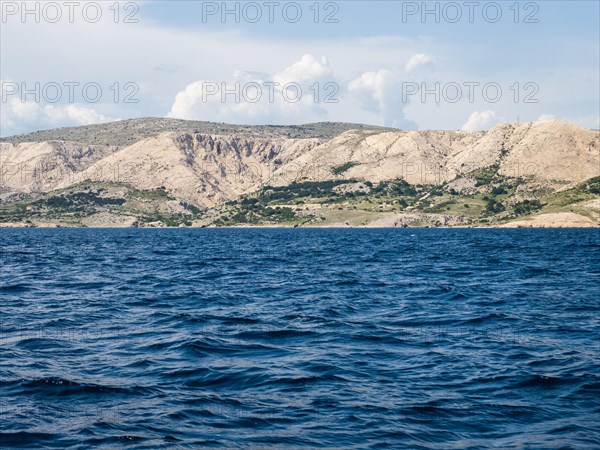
xmin=462 ymin=110 xmax=497 ymax=131
xmin=167 ymin=55 xmax=333 ymax=124
xmin=274 ymin=54 xmax=333 ymax=86
xmin=405 ymin=53 xmax=432 ymax=73
xmin=538 ymin=114 xmax=557 ymax=121
xmin=348 ymin=70 xmax=392 ymax=114
xmin=43 ymin=104 xmax=112 ymax=126
xmin=347 ymin=69 xmax=417 ymax=130
xmin=3 ymin=3 xmax=596 ymax=134
xmin=8 ymin=99 xmax=40 ymax=121
xmin=1 ymin=11 xmax=444 ymax=132
xmin=1 ymin=97 xmax=115 ymax=136
xmin=167 ymin=53 xmax=429 ymax=129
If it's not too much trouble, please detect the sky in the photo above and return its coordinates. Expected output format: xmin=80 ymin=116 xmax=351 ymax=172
xmin=1 ymin=0 xmax=599 ymax=136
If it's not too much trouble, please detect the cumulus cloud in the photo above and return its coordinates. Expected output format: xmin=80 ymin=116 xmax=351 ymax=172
xmin=342 ymin=53 xmax=437 ymax=129
xmin=1 ymin=97 xmax=115 ymax=137
xmin=348 ymin=70 xmax=392 ymax=114
xmin=274 ymin=55 xmax=333 ymax=86
xmin=167 ymin=54 xmax=334 ymax=125
xmin=462 ymin=110 xmax=498 ymax=131
xmin=2 ymin=0 xmax=597 ymax=134
xmin=347 ymin=69 xmax=417 ymax=130
xmin=44 ymin=104 xmax=112 ymax=126
xmin=7 ymin=98 xmax=40 ymax=121
xmin=168 ymin=52 xmax=435 ymax=129
xmin=404 ymin=53 xmax=432 ymax=73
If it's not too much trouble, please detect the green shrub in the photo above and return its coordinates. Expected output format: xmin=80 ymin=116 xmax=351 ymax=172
xmin=513 ymin=199 xmax=543 ymax=216
xmin=583 ymin=176 xmax=600 ymax=194
xmin=331 ymin=162 xmax=358 ymax=175
xmin=485 ymin=199 xmax=505 ymax=214
xmin=470 ymin=164 xmax=500 ymax=186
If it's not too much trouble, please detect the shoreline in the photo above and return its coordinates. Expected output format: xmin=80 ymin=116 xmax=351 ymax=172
xmin=2 ymin=223 xmax=598 ymax=230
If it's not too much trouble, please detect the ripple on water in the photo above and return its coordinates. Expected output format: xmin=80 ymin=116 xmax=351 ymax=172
xmin=0 ymin=228 xmax=598 ymax=448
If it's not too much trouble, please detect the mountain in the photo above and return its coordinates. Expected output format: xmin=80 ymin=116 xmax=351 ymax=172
xmin=0 ymin=118 xmax=598 ymax=228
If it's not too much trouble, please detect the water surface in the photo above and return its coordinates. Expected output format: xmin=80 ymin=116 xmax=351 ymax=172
xmin=1 ymin=229 xmax=599 ymax=448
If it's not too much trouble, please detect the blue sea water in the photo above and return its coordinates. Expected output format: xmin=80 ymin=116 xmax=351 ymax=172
xmin=0 ymin=228 xmax=599 ymax=449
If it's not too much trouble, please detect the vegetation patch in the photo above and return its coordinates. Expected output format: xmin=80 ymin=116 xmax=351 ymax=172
xmin=513 ymin=199 xmax=544 ymax=216
xmin=485 ymin=198 xmax=506 ymax=214
xmin=34 ymin=192 xmax=125 ymax=210
xmin=214 ymin=201 xmax=296 ymax=226
xmin=580 ymin=176 xmax=600 ymax=194
xmin=128 ymin=186 xmax=174 ymax=200
xmin=331 ymin=162 xmax=358 ymax=175
xmin=0 ymin=182 xmax=205 ymax=227
xmin=469 ymin=164 xmax=500 ymax=187
xmin=371 ymin=179 xmax=418 ymax=196
xmin=257 ymin=180 xmax=359 ymax=203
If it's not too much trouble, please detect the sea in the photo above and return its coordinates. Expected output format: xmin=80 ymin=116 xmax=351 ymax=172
xmin=1 ymin=228 xmax=599 ymax=449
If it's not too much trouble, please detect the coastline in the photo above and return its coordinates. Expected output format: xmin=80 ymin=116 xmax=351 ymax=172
xmin=2 ymin=222 xmax=598 ymax=229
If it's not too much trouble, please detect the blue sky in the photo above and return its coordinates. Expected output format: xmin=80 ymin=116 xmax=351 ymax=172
xmin=1 ymin=0 xmax=599 ymax=136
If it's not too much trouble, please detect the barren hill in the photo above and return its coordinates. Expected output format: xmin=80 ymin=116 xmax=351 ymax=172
xmin=0 ymin=141 xmax=119 ymax=193
xmin=63 ymin=132 xmax=322 ymax=207
xmin=272 ymin=120 xmax=599 ymax=187
xmin=0 ymin=119 xmax=598 ymax=228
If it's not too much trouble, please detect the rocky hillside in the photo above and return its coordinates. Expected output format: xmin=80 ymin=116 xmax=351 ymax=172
xmin=63 ymin=132 xmax=323 ymax=207
xmin=0 ymin=141 xmax=119 ymax=193
xmin=272 ymin=121 xmax=599 ymax=186
xmin=0 ymin=119 xmax=598 ymax=228
xmin=0 ymin=118 xmax=391 ymax=147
